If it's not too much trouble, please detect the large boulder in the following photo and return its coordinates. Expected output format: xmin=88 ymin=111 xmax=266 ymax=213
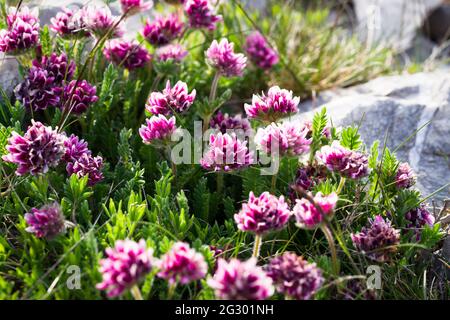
xmin=294 ymin=69 xmax=450 ymax=200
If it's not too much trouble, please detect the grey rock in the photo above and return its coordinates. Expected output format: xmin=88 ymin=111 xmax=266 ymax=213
xmin=0 ymin=54 xmax=19 ymax=99
xmin=294 ymin=69 xmax=450 ymax=200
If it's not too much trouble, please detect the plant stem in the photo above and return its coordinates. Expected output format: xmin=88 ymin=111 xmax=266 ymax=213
xmin=130 ymin=285 xmax=143 ymax=300
xmin=209 ymin=72 xmax=221 ymax=103
xmin=167 ymin=282 xmax=177 ymax=300
xmin=270 ymin=173 xmax=278 ymax=193
xmin=216 ymin=172 xmax=224 ymax=196
xmin=336 ymin=177 xmax=346 ymax=194
xmin=252 ymin=234 xmax=262 ymax=260
xmin=320 ymin=224 xmax=339 ymax=275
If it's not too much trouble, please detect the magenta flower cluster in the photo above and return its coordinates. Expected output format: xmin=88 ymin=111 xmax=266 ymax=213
xmin=104 ymin=39 xmax=151 ymax=70
xmin=209 ymin=111 xmax=251 ymax=133
xmin=255 ymin=122 xmax=311 ymax=157
xmin=33 ymin=52 xmax=76 ymax=84
xmin=142 ymin=14 xmax=183 ymax=46
xmin=351 ymin=215 xmax=400 ymax=262
xmin=234 ymin=192 xmax=291 ymax=235
xmin=24 ymin=203 xmax=66 ymax=239
xmin=316 ymin=141 xmax=369 ymax=180
xmin=245 ymin=32 xmax=279 ymax=70
xmin=292 ymin=192 xmax=338 ymax=229
xmin=157 ymin=242 xmax=208 ymax=285
xmin=208 ymin=258 xmax=274 ymax=300
xmin=120 ymin=0 xmax=153 ymax=15
xmin=139 ymin=115 xmax=177 ymax=147
xmin=146 ymin=80 xmax=196 ymax=115
xmin=62 ymin=80 xmax=98 ymax=114
xmin=245 ymin=86 xmax=300 ymax=122
xmin=50 ymin=7 xmax=90 ymax=39
xmin=395 ymin=162 xmax=416 ymax=189
xmin=156 ymin=44 xmax=188 ymax=62
xmin=185 ymin=0 xmax=222 ymax=31
xmin=0 ymin=7 xmax=39 ymax=54
xmin=200 ymin=132 xmax=254 ymax=172
xmin=265 ymin=252 xmax=324 ymax=300
xmin=289 ymin=165 xmax=328 ymax=198
xmin=85 ymin=6 xmax=124 ymax=39
xmin=97 ymin=239 xmax=156 ymax=297
xmin=206 ymin=39 xmax=247 ymax=77
xmin=404 ymin=205 xmax=435 ymax=241
xmin=2 ymin=120 xmax=66 ymax=176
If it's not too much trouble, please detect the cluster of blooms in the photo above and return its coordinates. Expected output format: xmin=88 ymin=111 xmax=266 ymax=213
xmin=63 ymin=80 xmax=99 ymax=114
xmin=351 ymin=215 xmax=400 ymax=262
xmin=142 ymin=14 xmax=183 ymax=46
xmin=139 ymin=115 xmax=177 ymax=147
xmin=395 ymin=162 xmax=416 ymax=189
xmin=245 ymin=32 xmax=279 ymax=70
xmin=244 ymin=86 xmax=300 ymax=122
xmin=206 ymin=39 xmax=247 ymax=77
xmin=50 ymin=7 xmax=90 ymax=39
xmin=0 ymin=7 xmax=39 ymax=54
xmin=84 ymin=6 xmax=125 ymax=39
xmin=208 ymin=258 xmax=274 ymax=300
xmin=265 ymin=252 xmax=324 ymax=300
xmin=343 ymin=279 xmax=377 ymax=300
xmin=200 ymin=133 xmax=254 ymax=172
xmin=289 ymin=165 xmax=328 ymax=200
xmin=103 ymin=39 xmax=151 ymax=70
xmin=24 ymin=203 xmax=66 ymax=239
xmin=292 ymin=192 xmax=338 ymax=229
xmin=316 ymin=141 xmax=369 ymax=180
xmin=156 ymin=44 xmax=188 ymax=62
xmin=146 ymin=80 xmax=196 ymax=115
xmin=234 ymin=192 xmax=291 ymax=235
xmin=404 ymin=205 xmax=435 ymax=241
xmin=120 ymin=0 xmax=153 ymax=15
xmin=209 ymin=111 xmax=251 ymax=133
xmin=255 ymin=121 xmax=311 ymax=157
xmin=185 ymin=0 xmax=222 ymax=31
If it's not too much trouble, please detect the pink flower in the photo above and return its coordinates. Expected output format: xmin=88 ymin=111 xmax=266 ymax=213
xmin=157 ymin=242 xmax=208 ymax=285
xmin=255 ymin=122 xmax=311 ymax=157
xmin=245 ymin=32 xmax=279 ymax=70
xmin=142 ymin=14 xmax=183 ymax=46
xmin=395 ymin=162 xmax=416 ymax=189
xmin=206 ymin=39 xmax=247 ymax=77
xmin=6 ymin=6 xmax=39 ymax=27
xmin=66 ymin=153 xmax=104 ymax=186
xmin=62 ymin=79 xmax=98 ymax=114
xmin=97 ymin=239 xmax=155 ymax=297
xmin=156 ymin=44 xmax=188 ymax=62
xmin=139 ymin=115 xmax=177 ymax=146
xmin=200 ymin=132 xmax=254 ymax=172
xmin=146 ymin=80 xmax=196 ymax=115
xmin=50 ymin=7 xmax=90 ymax=39
xmin=292 ymin=192 xmax=338 ymax=229
xmin=185 ymin=0 xmax=222 ymax=30
xmin=120 ymin=0 xmax=153 ymax=15
xmin=32 ymin=53 xmax=76 ymax=84
xmin=85 ymin=5 xmax=124 ymax=39
xmin=103 ymin=39 xmax=151 ymax=70
xmin=209 ymin=111 xmax=251 ymax=134
xmin=208 ymin=258 xmax=274 ymax=300
xmin=63 ymin=134 xmax=90 ymax=163
xmin=2 ymin=120 xmax=65 ymax=176
xmin=265 ymin=252 xmax=324 ymax=300
xmin=316 ymin=141 xmax=369 ymax=179
xmin=0 ymin=7 xmax=39 ymax=54
xmin=234 ymin=192 xmax=291 ymax=234
xmin=25 ymin=203 xmax=66 ymax=239
xmin=244 ymin=86 xmax=299 ymax=122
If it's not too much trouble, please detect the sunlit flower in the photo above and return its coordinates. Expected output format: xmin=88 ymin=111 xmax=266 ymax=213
xmin=139 ymin=115 xmax=177 ymax=146
xmin=146 ymin=80 xmax=196 ymax=115
xmin=120 ymin=0 xmax=153 ymax=15
xmin=62 ymin=80 xmax=98 ymax=114
xmin=85 ymin=5 xmax=124 ymax=39
xmin=185 ymin=0 xmax=222 ymax=31
xmin=0 ymin=7 xmax=39 ymax=54
xmin=142 ymin=14 xmax=183 ymax=46
xmin=66 ymin=153 xmax=104 ymax=186
xmin=50 ymin=7 xmax=90 ymax=39
xmin=292 ymin=192 xmax=338 ymax=229
xmin=25 ymin=203 xmax=66 ymax=239
xmin=395 ymin=162 xmax=416 ymax=189
xmin=103 ymin=39 xmax=151 ymax=70
xmin=63 ymin=134 xmax=91 ymax=163
xmin=206 ymin=39 xmax=247 ymax=77
xmin=209 ymin=111 xmax=251 ymax=134
xmin=156 ymin=44 xmax=188 ymax=62
xmin=245 ymin=32 xmax=279 ymax=70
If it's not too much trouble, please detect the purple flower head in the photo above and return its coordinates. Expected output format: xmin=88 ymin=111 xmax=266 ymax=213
xmin=289 ymin=165 xmax=328 ymax=201
xmin=404 ymin=205 xmax=435 ymax=241
xmin=6 ymin=6 xmax=39 ymax=27
xmin=2 ymin=120 xmax=65 ymax=176
xmin=0 ymin=7 xmax=39 ymax=54
xmin=185 ymin=0 xmax=222 ymax=30
xmin=206 ymin=39 xmax=247 ymax=77
xmin=25 ymin=203 xmax=66 ymax=239
xmin=209 ymin=111 xmax=251 ymax=134
xmin=316 ymin=141 xmax=369 ymax=179
xmin=146 ymin=80 xmax=196 ymax=115
xmin=255 ymin=122 xmax=311 ymax=157
xmin=244 ymin=86 xmax=299 ymax=122
xmin=14 ymin=66 xmax=62 ymax=111
xmin=208 ymin=258 xmax=274 ymax=300
xmin=395 ymin=162 xmax=416 ymax=189
xmin=63 ymin=134 xmax=91 ymax=163
xmin=62 ymin=80 xmax=98 ymax=114
xmin=50 ymin=8 xmax=90 ymax=39
xmin=265 ymin=252 xmax=324 ymax=300
xmin=292 ymin=192 xmax=338 ymax=229
xmin=157 ymin=242 xmax=208 ymax=285
xmin=351 ymin=215 xmax=400 ymax=262
xmin=343 ymin=279 xmax=377 ymax=300
xmin=85 ymin=6 xmax=124 ymax=39
xmin=97 ymin=239 xmax=155 ymax=297
xmin=156 ymin=44 xmax=188 ymax=62
xmin=32 ymin=53 xmax=76 ymax=84
xmin=234 ymin=192 xmax=291 ymax=234
xmin=66 ymin=153 xmax=104 ymax=186
xmin=200 ymin=132 xmax=254 ymax=172
xmin=245 ymin=32 xmax=279 ymax=70
xmin=142 ymin=14 xmax=183 ymax=46
xmin=103 ymin=39 xmax=151 ymax=70
xmin=139 ymin=115 xmax=177 ymax=147
xmin=120 ymin=0 xmax=153 ymax=15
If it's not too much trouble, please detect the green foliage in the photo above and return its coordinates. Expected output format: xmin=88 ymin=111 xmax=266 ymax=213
xmin=340 ymin=126 xmax=363 ymax=150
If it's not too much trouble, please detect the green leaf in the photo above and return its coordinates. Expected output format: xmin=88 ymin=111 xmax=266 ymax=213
xmin=40 ymin=26 xmax=52 ymax=56
xmin=340 ymin=126 xmax=362 ymax=150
